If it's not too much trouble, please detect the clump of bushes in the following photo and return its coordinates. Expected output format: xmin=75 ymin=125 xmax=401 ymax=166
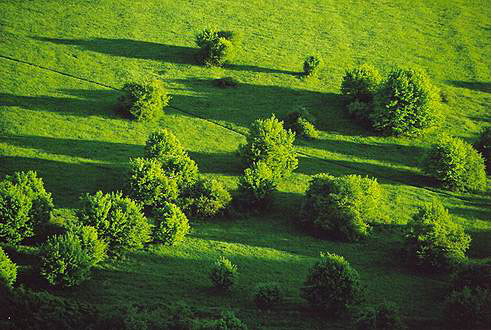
xmin=443 ymin=286 xmax=490 ymax=329
xmin=127 ymin=157 xmax=179 ymax=209
xmin=0 ymin=247 xmax=17 ymax=289
xmin=253 ymin=282 xmax=283 ymax=310
xmin=371 ymin=68 xmax=440 ymax=136
xmin=152 ymin=202 xmax=190 ymax=245
xmin=118 ymin=80 xmax=171 ymax=121
xmin=196 ymin=310 xmax=248 ymax=330
xmin=282 ymin=109 xmax=319 ymax=139
xmin=180 ymin=177 xmax=231 ymax=219
xmin=450 ymin=262 xmax=491 ymax=292
xmin=210 ymin=256 xmax=238 ymax=291
xmin=404 ymin=200 xmax=471 ymax=271
xmin=195 ymin=28 xmax=241 ymax=66
xmin=474 ymin=127 xmax=491 ymax=174
xmin=0 ymin=171 xmax=54 ymax=244
xmin=236 ymin=161 xmax=277 ymax=211
xmin=303 ymin=55 xmax=322 ymax=77
xmin=300 ymin=174 xmax=388 ymax=241
xmin=77 ymin=191 xmax=152 ymax=254
xmin=423 ymin=135 xmax=486 ymax=192
xmin=354 ymin=302 xmax=405 ymax=330
xmin=301 ymin=252 xmax=363 ymax=316
xmin=78 ymin=225 xmax=107 ymax=266
xmin=239 ymin=114 xmax=297 ymax=180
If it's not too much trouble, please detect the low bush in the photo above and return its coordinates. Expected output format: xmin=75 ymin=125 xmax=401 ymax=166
xmin=78 ymin=191 xmax=152 ymax=254
xmin=450 ymin=262 xmax=491 ymax=292
xmin=282 ymin=110 xmax=319 ymax=139
xmin=118 ymin=80 xmax=171 ymax=121
xmin=474 ymin=126 xmax=491 ymax=174
xmin=40 ymin=232 xmax=93 ymax=287
xmin=0 ymin=247 xmax=17 ymax=289
xmin=239 ymin=115 xmax=297 ymax=180
xmin=152 ymin=202 xmax=190 ymax=245
xmin=371 ymin=68 xmax=440 ymax=136
xmin=236 ymin=162 xmax=277 ymax=210
xmin=444 ymin=287 xmax=490 ymax=329
xmin=404 ymin=200 xmax=471 ymax=271
xmin=423 ymin=135 xmax=486 ymax=192
xmin=180 ymin=177 xmax=231 ymax=219
xmin=213 ymin=77 xmax=239 ymax=88
xmin=354 ymin=302 xmax=405 ymax=330
xmin=127 ymin=157 xmax=179 ymax=209
xmin=78 ymin=225 xmax=107 ymax=266
xmin=300 ymin=174 xmax=388 ymax=241
xmin=195 ymin=28 xmax=239 ymax=66
xmin=301 ymin=252 xmax=363 ymax=316
xmin=254 ymin=282 xmax=283 ymax=310
xmin=196 ymin=311 xmax=247 ymax=330
xmin=210 ymin=256 xmax=238 ymax=291
xmin=303 ymin=55 xmax=322 ymax=77
xmin=0 ymin=181 xmax=32 ymax=244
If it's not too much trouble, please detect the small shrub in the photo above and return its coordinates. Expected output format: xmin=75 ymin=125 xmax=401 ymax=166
xmin=341 ymin=64 xmax=382 ymax=104
xmin=128 ymin=157 xmax=179 ymax=209
xmin=254 ymin=283 xmax=283 ymax=310
xmin=237 ymin=162 xmax=277 ymax=210
xmin=180 ymin=177 xmax=231 ymax=219
xmin=450 ymin=262 xmax=491 ymax=292
xmin=78 ymin=191 xmax=152 ymax=254
xmin=404 ymin=200 xmax=471 ymax=271
xmin=300 ymin=174 xmax=388 ymax=241
xmin=423 ymin=135 xmax=486 ymax=192
xmin=214 ymin=77 xmax=239 ymax=88
xmin=301 ymin=252 xmax=363 ymax=316
xmin=371 ymin=68 xmax=440 ymax=136
xmin=474 ymin=126 xmax=491 ymax=174
xmin=152 ymin=202 xmax=190 ymax=245
xmin=196 ymin=311 xmax=247 ymax=330
xmin=118 ymin=80 xmax=171 ymax=121
xmin=239 ymin=114 xmax=297 ymax=180
xmin=40 ymin=232 xmax=92 ymax=287
xmin=444 ymin=287 xmax=490 ymax=329
xmin=355 ymin=302 xmax=405 ymax=330
xmin=145 ymin=128 xmax=187 ymax=159
xmin=0 ymin=181 xmax=33 ymax=244
xmin=0 ymin=247 xmax=17 ymax=289
xmin=282 ymin=110 xmax=319 ymax=139
xmin=210 ymin=256 xmax=238 ymax=291
xmin=303 ymin=55 xmax=322 ymax=77
xmin=78 ymin=225 xmax=107 ymax=266
xmin=195 ymin=28 xmax=238 ymax=66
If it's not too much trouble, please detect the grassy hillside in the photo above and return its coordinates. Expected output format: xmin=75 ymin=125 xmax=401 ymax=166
xmin=0 ymin=0 xmax=490 ymax=328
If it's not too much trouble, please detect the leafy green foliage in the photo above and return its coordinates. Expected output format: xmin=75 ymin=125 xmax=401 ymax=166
xmin=303 ymin=55 xmax=322 ymax=77
xmin=474 ymin=126 xmax=491 ymax=174
xmin=152 ymin=202 xmax=190 ymax=245
xmin=300 ymin=174 xmax=388 ymax=241
xmin=354 ymin=302 xmax=405 ymax=330
xmin=210 ymin=256 xmax=238 ymax=291
xmin=423 ymin=135 xmax=486 ymax=192
xmin=0 ymin=181 xmax=32 ymax=244
xmin=237 ymin=162 xmax=277 ymax=210
xmin=253 ymin=282 xmax=283 ymax=310
xmin=180 ymin=177 xmax=231 ymax=219
xmin=371 ymin=68 xmax=440 ymax=136
xmin=78 ymin=225 xmax=107 ymax=266
xmin=40 ymin=232 xmax=93 ymax=287
xmin=443 ymin=287 xmax=490 ymax=329
xmin=239 ymin=115 xmax=297 ymax=180
xmin=144 ymin=129 xmax=199 ymax=190
xmin=195 ymin=28 xmax=239 ymax=66
xmin=0 ymin=247 xmax=17 ymax=289
xmin=404 ymin=200 xmax=471 ymax=271
xmin=78 ymin=191 xmax=152 ymax=254
xmin=282 ymin=110 xmax=319 ymax=139
xmin=118 ymin=80 xmax=171 ymax=121
xmin=196 ymin=311 xmax=248 ymax=330
xmin=128 ymin=157 xmax=179 ymax=209
xmin=301 ymin=252 xmax=363 ymax=316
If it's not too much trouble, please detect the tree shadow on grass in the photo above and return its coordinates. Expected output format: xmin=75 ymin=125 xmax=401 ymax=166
xmin=0 ymin=89 xmax=120 ymax=118
xmin=223 ymin=63 xmax=300 ymax=76
xmin=446 ymin=80 xmax=491 ymax=93
xmin=187 ymin=151 xmax=242 ymax=175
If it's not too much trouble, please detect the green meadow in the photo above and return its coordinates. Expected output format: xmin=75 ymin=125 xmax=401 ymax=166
xmin=0 ymin=0 xmax=490 ymax=328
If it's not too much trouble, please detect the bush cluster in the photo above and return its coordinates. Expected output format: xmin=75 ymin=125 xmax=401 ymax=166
xmin=404 ymin=200 xmax=471 ymax=271
xmin=236 ymin=161 xmax=277 ymax=210
xmin=474 ymin=127 xmax=491 ymax=173
xmin=300 ymin=174 xmax=388 ymax=241
xmin=78 ymin=191 xmax=152 ymax=254
xmin=195 ymin=28 xmax=241 ymax=66
xmin=354 ymin=302 xmax=404 ymax=330
xmin=301 ymin=252 xmax=363 ymax=316
xmin=423 ymin=135 xmax=486 ymax=192
xmin=196 ymin=310 xmax=248 ymax=330
xmin=152 ymin=202 xmax=190 ymax=245
xmin=180 ymin=176 xmax=231 ymax=219
xmin=253 ymin=282 xmax=283 ymax=310
xmin=303 ymin=55 xmax=322 ymax=77
xmin=0 ymin=247 xmax=17 ymax=289
xmin=210 ymin=256 xmax=238 ymax=291
xmin=118 ymin=80 xmax=171 ymax=121
xmin=282 ymin=109 xmax=319 ymax=139
xmin=0 ymin=171 xmax=54 ymax=244
xmin=78 ymin=225 xmax=107 ymax=266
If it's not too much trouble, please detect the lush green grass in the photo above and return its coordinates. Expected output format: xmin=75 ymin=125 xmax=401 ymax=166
xmin=0 ymin=0 xmax=490 ymax=328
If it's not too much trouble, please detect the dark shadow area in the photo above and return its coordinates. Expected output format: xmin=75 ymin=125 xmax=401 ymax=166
xmin=34 ymin=37 xmax=197 ymax=64
xmin=468 ymin=230 xmax=491 ymax=259
xmin=223 ymin=63 xmax=300 ymax=76
xmin=0 ymin=156 xmax=127 ymax=208
xmin=446 ymin=80 xmax=491 ymax=93
xmin=0 ymin=89 xmax=120 ymax=118
xmin=187 ymin=151 xmax=242 ymax=175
